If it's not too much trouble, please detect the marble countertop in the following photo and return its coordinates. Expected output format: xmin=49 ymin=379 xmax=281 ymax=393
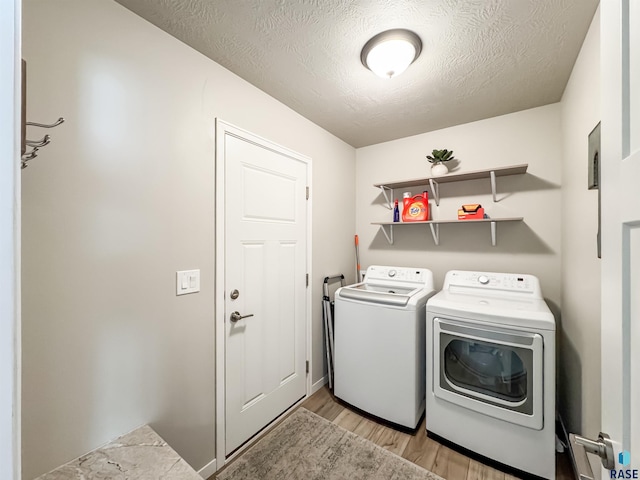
xmin=35 ymin=425 xmax=202 ymax=480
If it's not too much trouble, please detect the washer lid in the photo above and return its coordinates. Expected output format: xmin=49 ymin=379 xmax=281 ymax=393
xmin=337 ymin=265 xmax=435 ymax=307
xmin=337 ymin=283 xmax=420 ymax=306
xmin=427 ymin=290 xmax=555 ymax=330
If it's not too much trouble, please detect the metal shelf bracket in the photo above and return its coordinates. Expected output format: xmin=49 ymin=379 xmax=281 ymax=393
xmin=428 ymin=178 xmax=440 ymax=206
xmin=430 ymin=169 xmax=501 ymax=205
xmin=379 ymin=186 xmax=393 ymax=210
xmin=429 ymin=223 xmax=440 ymax=245
xmin=490 ymin=221 xmax=497 ymax=246
xmin=380 ymin=224 xmax=394 ymax=245
xmin=490 ymin=170 xmax=498 ymax=202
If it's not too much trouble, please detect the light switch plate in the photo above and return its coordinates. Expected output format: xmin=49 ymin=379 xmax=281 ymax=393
xmin=176 ymin=269 xmax=200 ymax=295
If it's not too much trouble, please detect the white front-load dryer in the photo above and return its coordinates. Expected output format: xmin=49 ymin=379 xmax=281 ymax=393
xmin=334 ymin=265 xmax=435 ymax=429
xmin=426 ymin=270 xmax=556 ymax=480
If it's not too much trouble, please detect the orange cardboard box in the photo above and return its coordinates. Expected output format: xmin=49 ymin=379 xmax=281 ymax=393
xmin=458 ymin=204 xmax=485 ymax=220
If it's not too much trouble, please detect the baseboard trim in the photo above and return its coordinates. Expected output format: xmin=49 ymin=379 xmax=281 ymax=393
xmin=197 ymin=458 xmax=217 ymax=479
xmin=311 ymin=375 xmax=328 ymax=394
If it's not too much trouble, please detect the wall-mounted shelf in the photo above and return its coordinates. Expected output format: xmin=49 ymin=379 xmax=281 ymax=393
xmin=374 ymin=164 xmax=528 ymax=207
xmin=372 ymin=218 xmax=523 ymax=247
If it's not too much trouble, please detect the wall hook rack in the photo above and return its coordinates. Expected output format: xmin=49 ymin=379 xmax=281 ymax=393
xmin=21 ymin=117 xmax=64 ymax=169
xmin=20 ymin=60 xmax=65 ymax=170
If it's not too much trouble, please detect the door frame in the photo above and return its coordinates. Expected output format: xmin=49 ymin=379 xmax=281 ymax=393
xmin=1 ymin=0 xmax=22 ymax=478
xmin=214 ymin=119 xmax=312 ymax=469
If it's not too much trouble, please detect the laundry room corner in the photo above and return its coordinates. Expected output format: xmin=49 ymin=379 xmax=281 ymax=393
xmin=559 ymin=6 xmax=602 ymax=471
xmin=354 ymin=103 xmax=563 ymax=309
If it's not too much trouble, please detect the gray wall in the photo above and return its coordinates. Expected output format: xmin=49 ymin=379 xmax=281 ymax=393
xmin=21 ymin=1 xmax=355 ymax=478
xmin=559 ymin=5 xmax=601 ymax=454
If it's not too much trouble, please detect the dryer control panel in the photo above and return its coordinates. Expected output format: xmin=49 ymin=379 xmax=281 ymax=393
xmin=444 ymin=270 xmax=542 ymax=298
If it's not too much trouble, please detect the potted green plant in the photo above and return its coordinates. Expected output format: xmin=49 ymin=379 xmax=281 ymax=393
xmin=426 ymin=149 xmax=455 ymax=176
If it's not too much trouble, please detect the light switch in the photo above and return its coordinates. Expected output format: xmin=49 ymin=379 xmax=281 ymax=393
xmin=176 ymin=269 xmax=200 ymax=295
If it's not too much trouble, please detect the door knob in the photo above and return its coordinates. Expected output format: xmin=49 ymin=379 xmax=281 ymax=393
xmin=573 ymin=432 xmax=615 ymax=470
xmin=230 ymin=311 xmax=254 ymax=323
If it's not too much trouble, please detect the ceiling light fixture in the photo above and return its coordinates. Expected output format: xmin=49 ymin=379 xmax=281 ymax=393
xmin=361 ymin=29 xmax=422 ymax=79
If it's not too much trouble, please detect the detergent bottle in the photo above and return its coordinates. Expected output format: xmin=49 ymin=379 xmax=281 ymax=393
xmin=402 ymin=191 xmax=429 ymax=222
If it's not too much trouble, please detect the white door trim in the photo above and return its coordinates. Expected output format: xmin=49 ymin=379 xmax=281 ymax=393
xmin=214 ymin=119 xmax=312 ymax=469
xmin=0 ymin=0 xmax=22 ymax=478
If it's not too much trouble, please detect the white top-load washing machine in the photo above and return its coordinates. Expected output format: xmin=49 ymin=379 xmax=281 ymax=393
xmin=426 ymin=270 xmax=556 ymax=480
xmin=334 ymin=265 xmax=436 ymax=429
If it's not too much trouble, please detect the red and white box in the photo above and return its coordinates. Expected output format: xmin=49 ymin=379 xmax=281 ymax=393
xmin=458 ymin=204 xmax=485 ymax=220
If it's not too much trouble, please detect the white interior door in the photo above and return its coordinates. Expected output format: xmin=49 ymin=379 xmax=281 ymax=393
xmin=599 ymin=0 xmax=640 ymax=474
xmin=217 ymin=121 xmax=309 ymax=457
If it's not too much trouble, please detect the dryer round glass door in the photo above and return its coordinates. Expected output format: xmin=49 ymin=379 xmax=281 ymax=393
xmin=432 ymin=318 xmax=544 ymax=430
xmin=444 ymin=338 xmax=529 ymax=406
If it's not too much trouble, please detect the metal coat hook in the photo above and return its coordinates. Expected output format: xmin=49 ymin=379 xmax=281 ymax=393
xmin=26 ymin=117 xmax=64 ymax=128
xmin=21 ymin=148 xmax=39 ymax=169
xmin=26 ymin=134 xmax=50 ymax=148
xmin=21 ymin=117 xmax=65 ymax=170
xmin=22 ymin=148 xmax=39 ymax=160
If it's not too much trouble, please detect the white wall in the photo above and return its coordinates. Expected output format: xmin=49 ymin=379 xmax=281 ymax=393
xmin=21 ymin=1 xmax=355 ymax=478
xmin=355 ymin=104 xmax=563 ymax=307
xmin=1 ymin=0 xmax=21 ymax=478
xmin=559 ymin=6 xmax=601 ymax=445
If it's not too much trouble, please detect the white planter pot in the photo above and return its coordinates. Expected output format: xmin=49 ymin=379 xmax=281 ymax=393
xmin=431 ymin=162 xmax=449 ymax=176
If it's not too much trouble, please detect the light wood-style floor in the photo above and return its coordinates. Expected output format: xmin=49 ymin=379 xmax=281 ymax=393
xmin=301 ymin=386 xmax=574 ymax=480
xmin=213 ymin=386 xmax=575 ymax=480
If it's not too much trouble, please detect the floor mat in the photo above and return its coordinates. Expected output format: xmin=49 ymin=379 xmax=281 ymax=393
xmin=217 ymin=407 xmax=444 ymax=480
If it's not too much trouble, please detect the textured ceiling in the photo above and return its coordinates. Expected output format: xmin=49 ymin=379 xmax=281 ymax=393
xmin=114 ymin=0 xmax=599 ymax=148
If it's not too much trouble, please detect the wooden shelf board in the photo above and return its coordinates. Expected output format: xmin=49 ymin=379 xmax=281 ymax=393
xmin=372 ymin=217 xmax=523 ymax=226
xmin=373 ymin=164 xmax=528 ymax=190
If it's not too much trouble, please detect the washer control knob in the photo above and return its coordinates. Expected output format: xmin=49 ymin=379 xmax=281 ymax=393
xmin=388 ymin=269 xmax=397 ymax=277
xmin=478 ymin=275 xmax=490 ymax=285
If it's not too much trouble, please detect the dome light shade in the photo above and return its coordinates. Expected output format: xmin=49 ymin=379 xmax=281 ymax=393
xmin=361 ymin=29 xmax=422 ymax=79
